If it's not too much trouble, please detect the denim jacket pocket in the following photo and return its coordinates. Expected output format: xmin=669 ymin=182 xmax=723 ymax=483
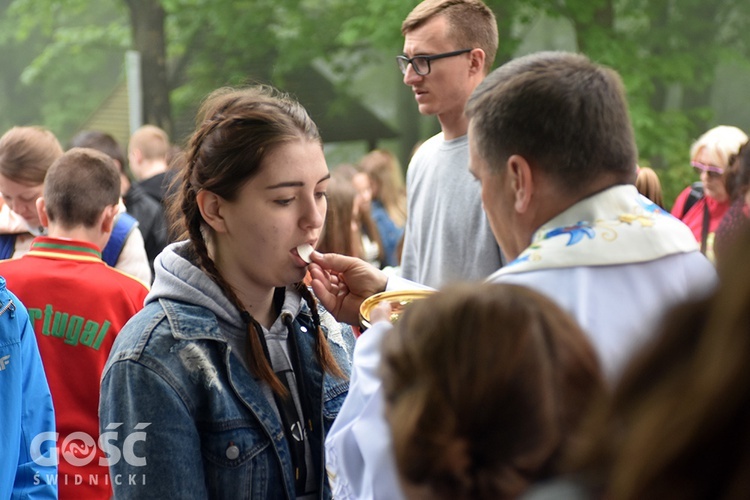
xmin=200 ymin=421 xmax=277 ymax=500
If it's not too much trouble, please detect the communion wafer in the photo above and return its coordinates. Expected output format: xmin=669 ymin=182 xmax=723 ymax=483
xmin=297 ymin=243 xmax=314 ymax=264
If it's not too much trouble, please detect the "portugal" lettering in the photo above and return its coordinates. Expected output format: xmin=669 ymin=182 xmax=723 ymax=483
xmin=28 ymin=304 xmax=110 ymax=350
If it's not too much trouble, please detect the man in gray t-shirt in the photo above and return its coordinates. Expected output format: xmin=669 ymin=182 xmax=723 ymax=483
xmin=397 ymin=0 xmax=503 ymax=287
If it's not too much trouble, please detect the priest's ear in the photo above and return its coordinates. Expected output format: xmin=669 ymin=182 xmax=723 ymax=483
xmin=507 ymin=154 xmax=534 ymax=214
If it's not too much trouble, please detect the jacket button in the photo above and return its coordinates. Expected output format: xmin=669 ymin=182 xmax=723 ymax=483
xmin=226 ymin=443 xmax=240 ymax=460
xmin=300 ymin=326 xmax=308 ymax=332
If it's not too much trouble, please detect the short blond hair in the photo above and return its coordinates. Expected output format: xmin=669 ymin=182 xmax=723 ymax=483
xmin=402 ymin=0 xmax=498 ymax=74
xmin=129 ymin=125 xmax=170 ymax=160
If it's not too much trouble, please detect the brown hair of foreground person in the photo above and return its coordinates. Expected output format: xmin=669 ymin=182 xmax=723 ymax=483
xmin=380 ymin=282 xmax=605 ymax=500
xmin=565 ymin=224 xmax=750 ymax=500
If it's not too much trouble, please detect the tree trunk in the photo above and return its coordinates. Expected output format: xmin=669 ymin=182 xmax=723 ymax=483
xmin=125 ymin=0 xmax=173 ymax=137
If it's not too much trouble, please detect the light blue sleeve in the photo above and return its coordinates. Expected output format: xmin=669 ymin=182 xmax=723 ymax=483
xmin=10 ymin=293 xmax=57 ymax=499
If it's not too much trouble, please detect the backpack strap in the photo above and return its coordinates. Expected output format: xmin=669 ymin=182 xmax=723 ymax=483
xmin=0 ymin=233 xmax=18 ymax=260
xmin=681 ymin=181 xmax=705 ymax=218
xmin=102 ymin=213 xmax=138 ymax=267
xmin=700 ymin=201 xmax=711 ymax=254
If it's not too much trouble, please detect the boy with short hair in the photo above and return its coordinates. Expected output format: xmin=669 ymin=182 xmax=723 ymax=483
xmin=0 ymin=147 xmax=149 ymax=498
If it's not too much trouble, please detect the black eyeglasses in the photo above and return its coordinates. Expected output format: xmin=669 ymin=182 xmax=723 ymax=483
xmin=396 ymin=49 xmax=472 ymax=76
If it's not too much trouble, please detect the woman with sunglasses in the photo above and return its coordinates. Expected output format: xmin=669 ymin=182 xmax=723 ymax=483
xmin=670 ymin=125 xmax=747 ymax=261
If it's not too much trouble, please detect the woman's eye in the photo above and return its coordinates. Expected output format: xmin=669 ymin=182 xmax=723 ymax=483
xmin=316 ymin=191 xmax=328 ymax=200
xmin=275 ymin=198 xmax=294 ymax=206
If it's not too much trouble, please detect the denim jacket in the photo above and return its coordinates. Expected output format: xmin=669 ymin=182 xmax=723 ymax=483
xmin=100 ymin=293 xmax=352 ymax=499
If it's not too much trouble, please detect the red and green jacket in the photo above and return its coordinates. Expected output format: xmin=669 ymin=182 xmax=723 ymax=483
xmin=0 ymin=236 xmax=149 ymax=499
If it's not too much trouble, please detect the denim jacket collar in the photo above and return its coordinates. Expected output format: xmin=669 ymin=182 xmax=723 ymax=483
xmin=158 ymin=294 xmax=315 ymax=344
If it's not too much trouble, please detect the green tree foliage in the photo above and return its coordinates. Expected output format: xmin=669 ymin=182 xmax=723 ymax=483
xmin=1 ymin=0 xmax=749 ymax=206
xmin=0 ymin=0 xmax=128 ymax=139
xmin=524 ymin=0 xmax=750 ymax=205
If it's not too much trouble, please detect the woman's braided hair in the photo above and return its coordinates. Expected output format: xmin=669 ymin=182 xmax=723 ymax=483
xmin=168 ymin=85 xmax=344 ymax=395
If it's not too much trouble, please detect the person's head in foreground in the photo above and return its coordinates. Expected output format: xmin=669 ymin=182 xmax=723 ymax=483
xmin=465 ymin=51 xmax=637 ymax=261
xmin=552 ymin=222 xmax=750 ymax=500
xmin=722 ymin=140 xmax=750 ymax=207
xmin=380 ymin=282 xmax=605 ymax=500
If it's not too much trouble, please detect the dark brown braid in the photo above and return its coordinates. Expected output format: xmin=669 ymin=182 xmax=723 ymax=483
xmin=295 ymin=282 xmax=346 ymax=381
xmin=175 ymin=135 xmax=287 ymax=395
xmin=167 ymin=85 xmax=344 ymax=396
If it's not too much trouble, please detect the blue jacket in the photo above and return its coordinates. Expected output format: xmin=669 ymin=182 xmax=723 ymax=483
xmin=370 ymin=200 xmax=404 ymax=268
xmin=0 ymin=277 xmax=57 ymax=499
xmin=99 ymin=242 xmax=354 ymax=498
